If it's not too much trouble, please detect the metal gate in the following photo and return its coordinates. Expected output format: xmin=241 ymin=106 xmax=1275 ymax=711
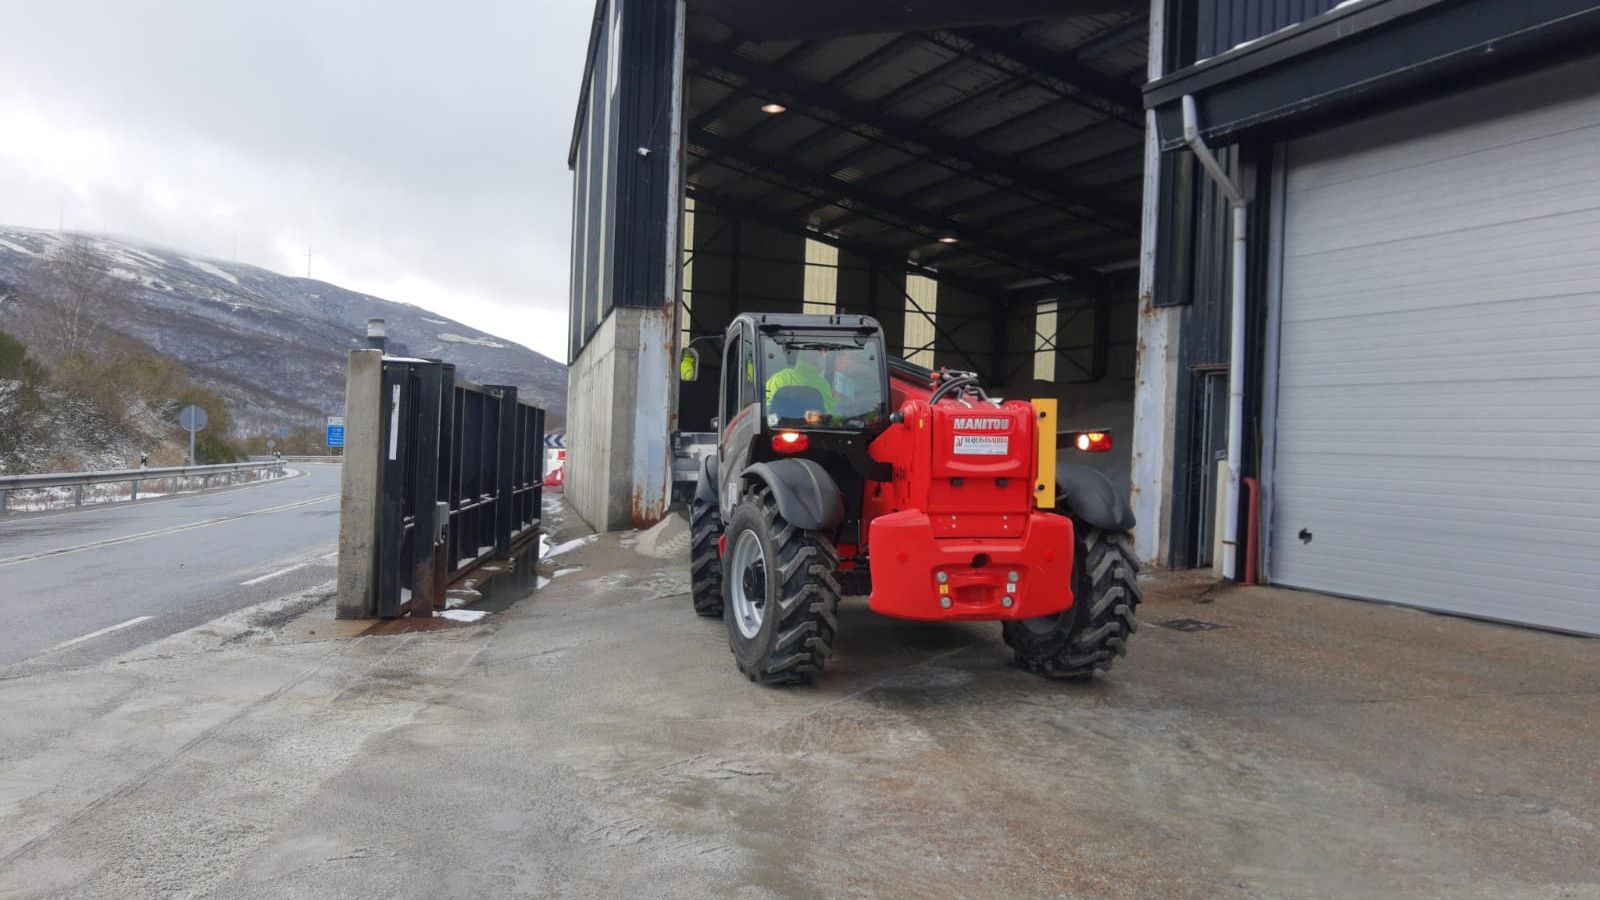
xmin=373 ymin=358 xmax=545 ymax=618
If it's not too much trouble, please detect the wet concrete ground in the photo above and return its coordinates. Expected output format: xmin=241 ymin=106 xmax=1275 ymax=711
xmin=0 ymin=500 xmax=1595 ymax=898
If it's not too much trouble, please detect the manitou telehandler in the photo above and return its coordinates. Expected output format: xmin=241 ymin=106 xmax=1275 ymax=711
xmin=688 ymin=313 xmax=1140 ymax=685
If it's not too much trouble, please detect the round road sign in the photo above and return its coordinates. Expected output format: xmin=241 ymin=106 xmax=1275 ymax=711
xmin=178 ymin=404 xmax=209 ymax=432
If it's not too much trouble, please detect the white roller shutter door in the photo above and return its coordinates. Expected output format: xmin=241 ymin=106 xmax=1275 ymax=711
xmin=1270 ymin=57 xmax=1600 ymax=635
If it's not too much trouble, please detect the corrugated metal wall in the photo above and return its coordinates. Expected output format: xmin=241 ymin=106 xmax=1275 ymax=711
xmin=568 ymin=0 xmax=682 ymax=363
xmin=1169 ymin=0 xmax=1338 ymax=66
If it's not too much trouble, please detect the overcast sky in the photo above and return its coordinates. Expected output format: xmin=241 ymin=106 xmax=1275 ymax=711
xmin=0 ymin=0 xmax=595 ymax=360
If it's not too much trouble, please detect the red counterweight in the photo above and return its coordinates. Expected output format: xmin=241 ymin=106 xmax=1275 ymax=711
xmin=864 ymin=396 xmax=1075 ymax=622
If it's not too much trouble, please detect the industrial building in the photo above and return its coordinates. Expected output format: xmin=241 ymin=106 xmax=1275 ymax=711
xmin=566 ymin=0 xmax=1600 ymax=635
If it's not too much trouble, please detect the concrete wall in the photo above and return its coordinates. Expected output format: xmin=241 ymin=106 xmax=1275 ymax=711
xmin=566 ymin=306 xmax=674 ymax=531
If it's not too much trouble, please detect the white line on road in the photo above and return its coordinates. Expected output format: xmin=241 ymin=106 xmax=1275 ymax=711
xmin=0 ymin=494 xmax=339 ymax=570
xmin=47 ymin=616 xmax=154 ymax=652
xmin=240 ymin=561 xmax=310 ymax=586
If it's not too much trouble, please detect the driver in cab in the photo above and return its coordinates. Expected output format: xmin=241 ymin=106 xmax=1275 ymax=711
xmin=763 ymin=353 xmax=837 ymax=415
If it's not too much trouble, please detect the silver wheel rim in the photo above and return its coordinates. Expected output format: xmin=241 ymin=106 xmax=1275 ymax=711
xmin=728 ymin=529 xmax=767 ymax=639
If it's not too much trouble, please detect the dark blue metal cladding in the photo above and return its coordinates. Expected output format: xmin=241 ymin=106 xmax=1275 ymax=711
xmin=567 ymin=0 xmax=681 ymax=361
xmin=610 ymin=0 xmax=679 ymax=312
xmin=569 ymin=0 xmax=620 ymax=362
xmin=1179 ymin=0 xmax=1338 ymax=65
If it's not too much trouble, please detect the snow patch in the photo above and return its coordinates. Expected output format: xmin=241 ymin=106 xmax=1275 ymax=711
xmin=440 ymin=609 xmax=489 ymax=623
xmin=0 ymin=237 xmax=36 ymax=256
xmin=438 ymin=332 xmax=507 ymax=349
xmin=545 ymin=535 xmax=599 ymax=558
xmin=422 ymin=317 xmax=450 ymax=325
xmin=184 ymin=258 xmax=239 ymax=285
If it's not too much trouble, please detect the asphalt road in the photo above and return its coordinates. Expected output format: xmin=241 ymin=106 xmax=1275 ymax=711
xmin=0 ymin=463 xmax=343 ymax=671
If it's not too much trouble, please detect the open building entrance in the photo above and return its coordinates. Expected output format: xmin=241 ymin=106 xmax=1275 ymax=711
xmin=675 ymin=1 xmax=1150 ymax=495
xmin=565 ymin=0 xmax=1152 ymax=531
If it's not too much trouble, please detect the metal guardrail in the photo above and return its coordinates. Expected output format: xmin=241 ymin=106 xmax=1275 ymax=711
xmin=372 ymin=357 xmax=544 ymax=618
xmin=0 ymin=461 xmax=287 ymax=513
xmin=248 ymin=455 xmax=344 ymax=463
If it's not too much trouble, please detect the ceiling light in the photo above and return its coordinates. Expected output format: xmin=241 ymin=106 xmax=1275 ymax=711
xmin=937 ymin=236 xmax=959 ymax=244
xmin=760 ymin=102 xmax=787 ymax=114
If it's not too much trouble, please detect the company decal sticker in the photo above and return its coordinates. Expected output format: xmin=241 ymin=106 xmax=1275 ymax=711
xmin=953 ymin=435 xmax=1009 ymax=455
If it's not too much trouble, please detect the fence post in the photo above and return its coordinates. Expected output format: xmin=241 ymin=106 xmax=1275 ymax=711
xmin=491 ymin=385 xmax=518 ymax=559
xmin=74 ymin=484 xmax=84 ymax=507
xmin=375 ymin=363 xmax=409 ymax=618
xmin=531 ymin=405 xmax=545 ymax=530
xmin=409 ymin=362 xmax=444 ymax=617
xmin=1 ymin=490 xmax=8 ymax=513
xmin=335 ymin=349 xmax=385 ymax=619
xmin=131 ymin=479 xmax=139 ymax=500
xmin=438 ymin=365 xmax=458 ymax=600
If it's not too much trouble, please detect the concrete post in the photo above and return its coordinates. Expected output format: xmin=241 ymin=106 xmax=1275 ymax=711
xmin=565 ymin=307 xmax=674 ymax=531
xmin=336 ymin=349 xmax=384 ymax=618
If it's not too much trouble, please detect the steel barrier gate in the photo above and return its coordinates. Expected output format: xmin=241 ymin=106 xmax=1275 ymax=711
xmin=371 ymin=357 xmax=544 ymax=618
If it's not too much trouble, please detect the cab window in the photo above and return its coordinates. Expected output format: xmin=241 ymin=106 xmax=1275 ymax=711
xmin=760 ymin=334 xmax=887 ymax=429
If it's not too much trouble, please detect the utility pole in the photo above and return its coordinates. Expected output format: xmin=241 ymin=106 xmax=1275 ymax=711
xmin=306 ymin=244 xmax=313 ymax=278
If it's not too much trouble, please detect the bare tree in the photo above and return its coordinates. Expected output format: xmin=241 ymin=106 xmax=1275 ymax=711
xmin=26 ymin=235 xmax=120 ymax=358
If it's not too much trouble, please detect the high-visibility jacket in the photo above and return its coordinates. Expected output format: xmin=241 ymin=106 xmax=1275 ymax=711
xmin=765 ymin=361 xmax=836 ymax=413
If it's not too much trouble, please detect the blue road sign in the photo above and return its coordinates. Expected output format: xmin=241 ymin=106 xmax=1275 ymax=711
xmin=327 ymin=425 xmax=345 ymax=448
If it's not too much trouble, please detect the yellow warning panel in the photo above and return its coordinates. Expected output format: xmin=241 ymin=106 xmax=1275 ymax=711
xmin=1032 ymin=398 xmax=1057 ymax=509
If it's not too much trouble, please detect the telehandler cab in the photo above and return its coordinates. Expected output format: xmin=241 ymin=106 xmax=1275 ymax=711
xmin=690 ymin=313 xmax=1140 ymax=685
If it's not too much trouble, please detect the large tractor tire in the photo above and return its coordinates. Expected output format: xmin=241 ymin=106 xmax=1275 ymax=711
xmin=1003 ymin=522 xmax=1140 ymax=680
xmin=721 ymin=485 xmax=840 ymax=685
xmin=689 ymin=491 xmax=725 ymax=617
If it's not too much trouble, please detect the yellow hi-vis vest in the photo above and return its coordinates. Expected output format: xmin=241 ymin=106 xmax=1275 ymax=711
xmin=764 ymin=361 xmax=836 ymax=414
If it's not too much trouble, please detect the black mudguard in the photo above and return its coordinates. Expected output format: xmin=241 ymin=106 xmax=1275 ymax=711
xmin=741 ymin=459 xmax=845 ymax=531
xmin=695 ymin=454 xmax=720 ymax=508
xmin=1057 ymin=465 xmax=1136 ymax=533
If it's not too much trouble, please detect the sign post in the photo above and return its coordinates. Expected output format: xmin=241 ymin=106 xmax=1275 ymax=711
xmin=327 ymin=415 xmax=346 ymax=452
xmin=178 ymin=404 xmax=209 ymax=466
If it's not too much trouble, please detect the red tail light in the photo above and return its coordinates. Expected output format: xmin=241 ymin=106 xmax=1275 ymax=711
xmin=1074 ymin=431 xmax=1112 ymax=453
xmin=772 ymin=431 xmax=810 ymax=454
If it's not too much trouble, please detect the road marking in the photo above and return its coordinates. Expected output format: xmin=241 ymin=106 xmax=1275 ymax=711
xmin=47 ymin=616 xmax=153 ymax=652
xmin=0 ymin=494 xmax=338 ymax=570
xmin=240 ymin=561 xmax=311 ymax=586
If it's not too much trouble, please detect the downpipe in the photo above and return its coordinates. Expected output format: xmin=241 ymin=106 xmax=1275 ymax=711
xmin=1181 ymin=95 xmax=1248 ymax=580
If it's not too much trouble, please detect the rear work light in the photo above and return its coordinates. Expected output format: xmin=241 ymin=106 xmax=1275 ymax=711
xmin=772 ymin=431 xmax=810 ymax=454
xmin=1074 ymin=431 xmax=1113 ymax=453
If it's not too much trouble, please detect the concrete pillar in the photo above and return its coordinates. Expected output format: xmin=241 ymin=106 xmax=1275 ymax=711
xmin=565 ymin=306 xmax=674 ymax=532
xmin=1129 ymin=0 xmax=1177 ymax=566
xmin=335 ymin=349 xmax=383 ymax=618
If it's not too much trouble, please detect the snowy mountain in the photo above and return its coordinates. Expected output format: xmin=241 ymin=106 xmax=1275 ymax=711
xmin=0 ymin=226 xmax=566 ymax=431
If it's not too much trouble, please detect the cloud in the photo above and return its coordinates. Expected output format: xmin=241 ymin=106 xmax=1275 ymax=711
xmin=0 ymin=0 xmax=594 ymax=360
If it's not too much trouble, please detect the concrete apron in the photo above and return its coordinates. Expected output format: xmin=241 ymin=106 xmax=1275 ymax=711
xmin=0 ymin=506 xmax=1595 ymax=898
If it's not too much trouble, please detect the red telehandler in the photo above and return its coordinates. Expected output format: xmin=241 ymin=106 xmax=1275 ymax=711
xmin=689 ymin=313 xmax=1140 ymax=685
